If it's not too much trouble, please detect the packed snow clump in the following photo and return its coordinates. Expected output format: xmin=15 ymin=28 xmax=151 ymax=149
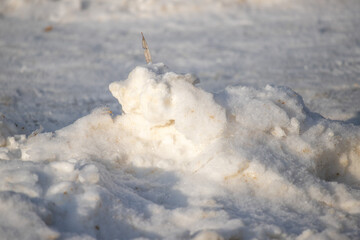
xmin=1 ymin=64 xmax=360 ymax=239
xmin=109 ymin=64 xmax=226 ymax=145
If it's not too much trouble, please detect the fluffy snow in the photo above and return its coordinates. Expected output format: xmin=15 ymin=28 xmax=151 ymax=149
xmin=1 ymin=0 xmax=360 ymax=239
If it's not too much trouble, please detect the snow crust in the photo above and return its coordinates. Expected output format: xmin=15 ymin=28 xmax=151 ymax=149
xmin=1 ymin=64 xmax=359 ymax=239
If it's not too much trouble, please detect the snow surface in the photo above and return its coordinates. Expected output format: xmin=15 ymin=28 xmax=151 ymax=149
xmin=1 ymin=0 xmax=360 ymax=239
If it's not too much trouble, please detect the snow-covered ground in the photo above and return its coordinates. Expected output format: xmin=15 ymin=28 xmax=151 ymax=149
xmin=0 ymin=0 xmax=360 ymax=239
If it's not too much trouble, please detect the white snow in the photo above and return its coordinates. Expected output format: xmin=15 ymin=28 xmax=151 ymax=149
xmin=1 ymin=0 xmax=360 ymax=239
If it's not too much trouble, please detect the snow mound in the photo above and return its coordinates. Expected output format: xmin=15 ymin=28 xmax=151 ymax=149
xmin=1 ymin=64 xmax=360 ymax=238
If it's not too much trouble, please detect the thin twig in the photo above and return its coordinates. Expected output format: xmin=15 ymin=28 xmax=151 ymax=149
xmin=141 ymin=32 xmax=152 ymax=64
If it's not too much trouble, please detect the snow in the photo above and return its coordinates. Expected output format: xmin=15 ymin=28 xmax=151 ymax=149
xmin=1 ymin=0 xmax=360 ymax=239
xmin=0 ymin=0 xmax=287 ymax=21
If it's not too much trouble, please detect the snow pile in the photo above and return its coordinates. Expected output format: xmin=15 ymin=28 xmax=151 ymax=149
xmin=0 ymin=0 xmax=287 ymax=21
xmin=0 ymin=64 xmax=360 ymax=239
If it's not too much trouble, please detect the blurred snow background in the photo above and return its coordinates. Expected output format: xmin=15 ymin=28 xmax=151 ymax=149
xmin=0 ymin=0 xmax=360 ymax=239
xmin=0 ymin=0 xmax=359 ymax=135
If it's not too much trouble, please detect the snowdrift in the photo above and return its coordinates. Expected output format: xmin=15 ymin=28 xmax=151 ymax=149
xmin=0 ymin=64 xmax=360 ymax=239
